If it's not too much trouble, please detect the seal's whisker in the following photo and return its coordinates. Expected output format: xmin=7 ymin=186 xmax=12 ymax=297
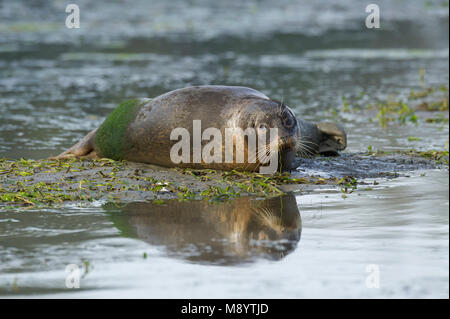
xmin=244 ymin=154 xmax=256 ymax=172
xmin=297 ymin=147 xmax=310 ymax=159
xmin=296 ymin=138 xmax=319 ymax=148
xmin=244 ymin=146 xmax=264 ymax=171
xmin=297 ymin=140 xmax=316 ymax=152
xmin=299 ymin=142 xmax=319 ymax=151
xmin=295 ymin=138 xmax=319 ymax=158
xmin=297 ymin=143 xmax=315 ymax=158
xmin=298 ymin=146 xmax=314 ymax=158
xmin=299 ymin=140 xmax=319 ymax=147
xmin=246 ymin=142 xmax=274 ymax=171
xmin=245 ymin=147 xmax=260 ymax=171
xmin=296 ymin=141 xmax=316 ymax=158
xmin=279 ymin=96 xmax=285 ymax=115
xmin=298 ymin=142 xmax=316 ymax=153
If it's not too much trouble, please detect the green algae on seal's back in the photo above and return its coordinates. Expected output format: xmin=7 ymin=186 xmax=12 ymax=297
xmin=95 ymin=99 xmax=149 ymax=160
xmin=53 ymin=98 xmax=149 ymax=161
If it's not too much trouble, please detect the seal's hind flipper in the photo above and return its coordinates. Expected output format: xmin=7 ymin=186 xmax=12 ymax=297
xmin=81 ymin=151 xmax=98 ymax=160
xmin=52 ymin=128 xmax=98 ymax=160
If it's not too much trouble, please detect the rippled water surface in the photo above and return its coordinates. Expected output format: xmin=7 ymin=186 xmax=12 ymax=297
xmin=0 ymin=0 xmax=448 ymax=298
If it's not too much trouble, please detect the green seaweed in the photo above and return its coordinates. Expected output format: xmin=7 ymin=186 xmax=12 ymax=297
xmin=331 ymin=83 xmax=448 ymax=128
xmin=94 ymin=99 xmax=142 ymax=160
xmin=1 ymin=149 xmax=447 ymax=209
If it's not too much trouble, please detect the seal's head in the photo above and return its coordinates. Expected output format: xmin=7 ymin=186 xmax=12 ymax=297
xmin=237 ymin=98 xmax=300 ymax=171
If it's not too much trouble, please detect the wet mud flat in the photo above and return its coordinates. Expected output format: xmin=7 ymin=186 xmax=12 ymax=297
xmin=295 ymin=150 xmax=449 ymax=179
xmin=0 ymin=150 xmax=447 ymax=209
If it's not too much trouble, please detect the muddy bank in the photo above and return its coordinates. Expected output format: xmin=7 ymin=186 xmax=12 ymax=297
xmin=0 ymin=149 xmax=447 ymax=209
xmin=295 ymin=149 xmax=449 ymax=179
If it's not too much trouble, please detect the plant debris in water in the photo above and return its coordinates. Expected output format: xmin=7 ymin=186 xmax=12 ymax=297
xmin=0 ymin=158 xmax=323 ymax=208
xmin=332 ymin=83 xmax=449 ymax=128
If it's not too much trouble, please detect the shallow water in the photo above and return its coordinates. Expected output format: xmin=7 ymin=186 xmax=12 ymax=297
xmin=0 ymin=0 xmax=449 ymax=298
xmin=1 ymin=170 xmax=447 ymax=298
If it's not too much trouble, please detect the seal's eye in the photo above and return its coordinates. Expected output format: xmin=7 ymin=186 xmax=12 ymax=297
xmin=283 ymin=117 xmax=294 ymax=128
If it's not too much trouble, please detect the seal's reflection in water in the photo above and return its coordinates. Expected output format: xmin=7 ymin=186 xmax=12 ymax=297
xmin=106 ymin=194 xmax=301 ymax=265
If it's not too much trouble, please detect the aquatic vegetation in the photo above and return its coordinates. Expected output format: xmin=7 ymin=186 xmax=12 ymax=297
xmin=1 ymin=150 xmax=447 ymax=209
xmin=0 ymin=157 xmax=353 ymax=208
xmin=12 ymin=278 xmax=19 ymax=293
xmin=425 ymin=113 xmax=449 ymax=131
xmin=336 ymin=176 xmax=358 ymax=198
xmin=83 ymin=261 xmax=91 ymax=277
xmin=375 ymin=98 xmax=418 ymax=127
xmin=0 ymin=158 xmax=149 ymax=207
xmin=337 ymin=84 xmax=448 ymax=128
xmin=412 ymin=84 xmax=448 ymax=96
xmin=404 ymin=149 xmax=449 ymax=165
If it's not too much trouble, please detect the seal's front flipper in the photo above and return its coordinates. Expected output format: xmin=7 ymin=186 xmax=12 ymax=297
xmin=52 ymin=128 xmax=98 ymax=160
xmin=316 ymin=122 xmax=347 ymax=156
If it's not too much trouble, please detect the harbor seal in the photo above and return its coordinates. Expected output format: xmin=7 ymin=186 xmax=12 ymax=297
xmin=55 ymin=86 xmax=301 ymax=172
